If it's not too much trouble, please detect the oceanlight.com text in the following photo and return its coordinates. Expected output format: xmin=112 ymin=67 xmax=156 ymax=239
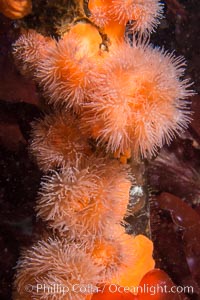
xmin=107 ymin=283 xmax=194 ymax=295
xmin=25 ymin=283 xmax=194 ymax=296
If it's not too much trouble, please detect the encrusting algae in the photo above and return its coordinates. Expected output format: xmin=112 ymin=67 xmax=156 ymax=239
xmin=11 ymin=0 xmax=194 ymax=299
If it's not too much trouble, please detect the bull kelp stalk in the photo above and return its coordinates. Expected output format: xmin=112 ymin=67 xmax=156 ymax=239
xmin=12 ymin=0 xmax=193 ymax=299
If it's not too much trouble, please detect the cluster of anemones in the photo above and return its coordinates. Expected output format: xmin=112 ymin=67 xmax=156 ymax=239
xmin=13 ymin=4 xmax=193 ymax=160
xmin=12 ymin=0 xmax=193 ymax=299
xmin=14 ymin=110 xmax=155 ymax=299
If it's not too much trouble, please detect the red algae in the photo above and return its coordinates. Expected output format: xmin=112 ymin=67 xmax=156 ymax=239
xmin=157 ymin=193 xmax=200 ymax=287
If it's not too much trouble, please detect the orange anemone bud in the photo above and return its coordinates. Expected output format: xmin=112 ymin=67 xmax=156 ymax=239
xmin=14 ymin=238 xmax=102 ymax=300
xmin=0 ymin=0 xmax=32 ymax=19
xmin=36 ymin=158 xmax=132 ymax=239
xmin=81 ymin=41 xmax=193 ymax=159
xmin=13 ymin=30 xmax=55 ymax=77
xmin=30 ymin=113 xmax=92 ymax=172
xmin=91 ymin=229 xmax=143 ymax=282
xmin=111 ymin=234 xmax=155 ymax=288
xmin=138 ymin=269 xmax=185 ymax=299
xmin=66 ymin=22 xmax=102 ymax=57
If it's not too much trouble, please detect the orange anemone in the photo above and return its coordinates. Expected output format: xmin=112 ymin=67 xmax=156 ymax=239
xmin=35 ymin=23 xmax=102 ymax=112
xmin=0 ymin=0 xmax=32 ymax=19
xmin=14 ymin=238 xmax=102 ymax=300
xmin=36 ymin=159 xmax=132 ymax=239
xmin=13 ymin=30 xmax=54 ymax=77
xmin=30 ymin=113 xmax=92 ymax=172
xmin=81 ymin=41 xmax=193 ymax=159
